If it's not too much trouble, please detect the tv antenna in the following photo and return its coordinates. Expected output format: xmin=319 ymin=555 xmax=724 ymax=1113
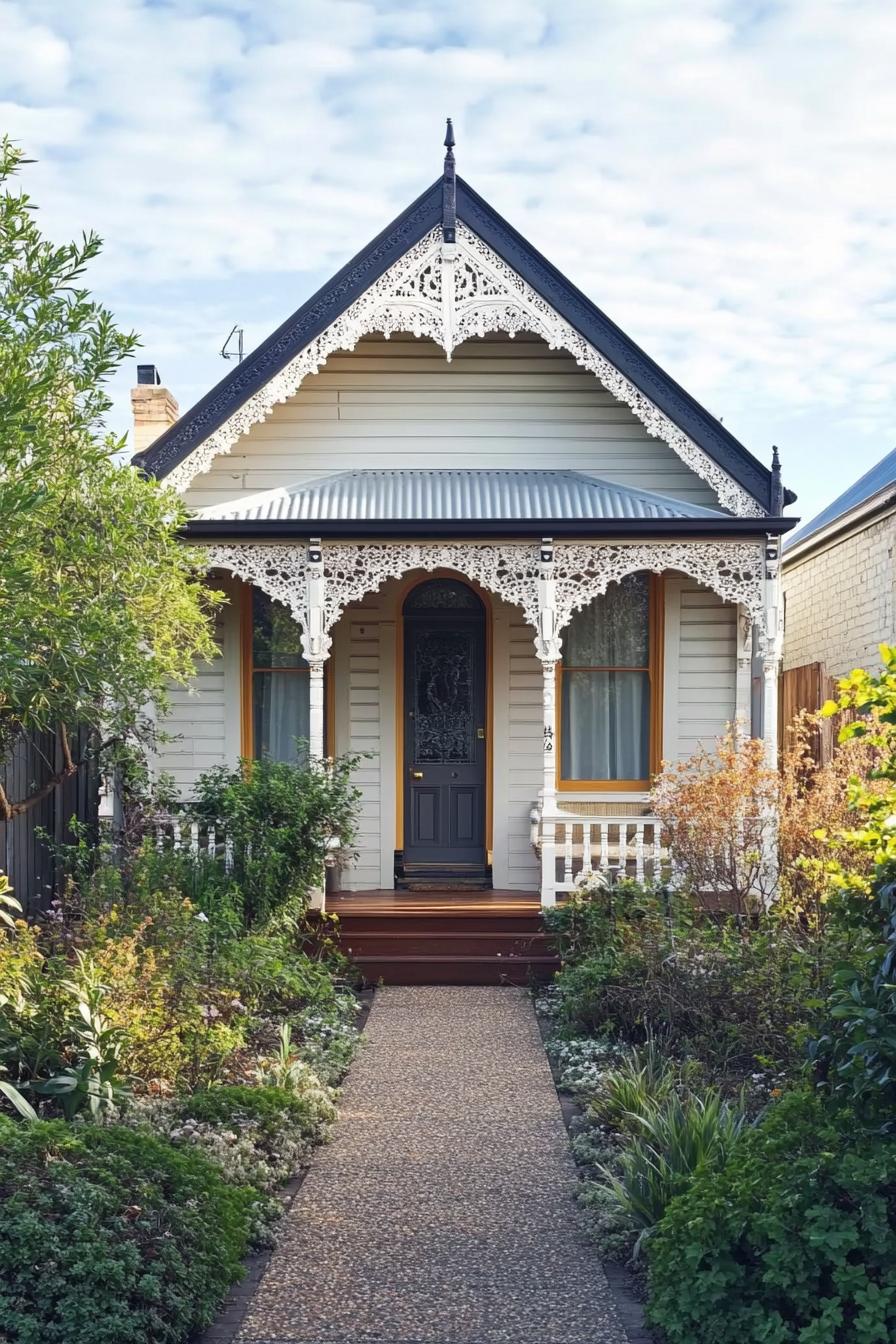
xmin=221 ymin=324 xmax=244 ymax=363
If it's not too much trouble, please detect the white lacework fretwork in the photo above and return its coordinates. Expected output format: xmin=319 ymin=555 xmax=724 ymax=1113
xmin=203 ymin=539 xmax=770 ymax=660
xmin=204 ymin=544 xmax=308 ymax=623
xmin=549 ymin=541 xmax=766 ymax=633
xmin=322 ymin=543 xmax=543 ymax=633
xmin=168 ymin=226 xmax=764 ymax=519
xmin=166 ymin=229 xmax=444 ymax=494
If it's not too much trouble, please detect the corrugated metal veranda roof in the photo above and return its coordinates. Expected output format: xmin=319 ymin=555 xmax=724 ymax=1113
xmin=195 ymin=469 xmax=729 ymax=525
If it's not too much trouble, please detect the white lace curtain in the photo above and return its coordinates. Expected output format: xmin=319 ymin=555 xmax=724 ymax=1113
xmin=559 ymin=574 xmax=651 ymax=782
xmin=251 ymin=589 xmax=310 ymax=761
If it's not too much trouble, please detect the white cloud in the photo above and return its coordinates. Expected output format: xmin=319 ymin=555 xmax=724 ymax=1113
xmin=1 ymin=0 xmax=895 ymax=520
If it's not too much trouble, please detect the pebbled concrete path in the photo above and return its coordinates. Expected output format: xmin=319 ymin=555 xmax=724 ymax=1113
xmin=237 ymin=986 xmax=627 ymax=1344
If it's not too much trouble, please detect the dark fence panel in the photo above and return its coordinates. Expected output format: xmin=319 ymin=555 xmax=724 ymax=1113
xmin=0 ymin=727 xmax=99 ymax=915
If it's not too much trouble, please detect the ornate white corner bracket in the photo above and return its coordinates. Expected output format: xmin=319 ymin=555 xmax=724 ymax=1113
xmin=168 ymin=223 xmax=764 ymax=519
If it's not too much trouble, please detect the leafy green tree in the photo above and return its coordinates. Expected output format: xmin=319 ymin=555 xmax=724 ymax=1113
xmin=0 ymin=138 xmax=220 ymax=818
xmin=811 ymin=645 xmax=896 ymax=1117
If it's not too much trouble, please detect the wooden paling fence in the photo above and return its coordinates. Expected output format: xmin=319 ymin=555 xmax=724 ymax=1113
xmin=0 ymin=727 xmax=99 ymax=915
xmin=779 ymin=661 xmax=851 ymax=766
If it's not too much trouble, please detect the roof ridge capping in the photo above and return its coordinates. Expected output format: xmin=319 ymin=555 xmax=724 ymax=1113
xmin=135 ymin=127 xmax=791 ymax=516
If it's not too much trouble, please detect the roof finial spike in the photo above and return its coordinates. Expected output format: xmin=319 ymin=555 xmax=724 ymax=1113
xmin=770 ymin=444 xmax=784 ymax=514
xmin=442 ymin=117 xmax=456 ymax=243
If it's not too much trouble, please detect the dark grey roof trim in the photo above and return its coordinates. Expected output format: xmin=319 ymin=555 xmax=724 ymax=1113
xmin=457 ymin=179 xmax=772 ymax=509
xmin=133 ymin=181 xmax=443 ymax=480
xmin=185 ymin=515 xmax=796 ymax=542
xmin=783 ymin=446 xmax=896 ymax=553
xmin=136 ymin=176 xmax=775 ymax=511
xmin=197 ymin=469 xmax=729 ymax=525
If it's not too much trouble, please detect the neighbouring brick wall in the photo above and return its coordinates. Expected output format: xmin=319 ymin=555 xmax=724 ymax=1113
xmin=783 ymin=510 xmax=896 ymax=676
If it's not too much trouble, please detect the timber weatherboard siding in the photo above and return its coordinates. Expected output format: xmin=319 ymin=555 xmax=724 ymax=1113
xmin=152 ymin=583 xmax=241 ymax=795
xmin=183 ymin=334 xmax=722 ymax=513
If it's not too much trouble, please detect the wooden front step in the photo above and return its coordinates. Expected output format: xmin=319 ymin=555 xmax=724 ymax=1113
xmin=350 ymin=953 xmax=559 ymax=986
xmin=334 ymin=912 xmax=543 ymax=935
xmin=340 ymin=929 xmax=555 ymax=959
xmin=330 ymin=888 xmax=558 ymax=986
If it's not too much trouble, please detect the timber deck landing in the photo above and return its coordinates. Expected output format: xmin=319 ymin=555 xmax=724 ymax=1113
xmin=234 ymin=987 xmax=628 ymax=1344
xmin=328 ymin=889 xmax=558 ymax=985
xmin=329 ymin=888 xmax=541 ymax=914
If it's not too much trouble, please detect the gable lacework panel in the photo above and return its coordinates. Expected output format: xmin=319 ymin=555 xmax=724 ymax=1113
xmin=171 ymin=223 xmax=763 ymax=518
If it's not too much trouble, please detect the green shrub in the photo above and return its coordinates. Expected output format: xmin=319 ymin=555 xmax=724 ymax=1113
xmin=124 ymin=843 xmax=244 ymax=935
xmin=647 ymin=1091 xmax=896 ymax=1343
xmin=554 ymin=914 xmax=836 ymax=1083
xmin=1 ymin=898 xmax=250 ymax=1098
xmin=182 ymin=1082 xmax=335 ymax=1143
xmin=587 ymin=1039 xmax=677 ymax=1133
xmin=0 ymin=921 xmax=71 ymax=1088
xmin=0 ymin=1117 xmax=252 ymax=1344
xmin=215 ymin=931 xmax=342 ymax=1013
xmin=543 ymin=878 xmax=668 ymax=963
xmin=810 ymin=939 xmax=896 ymax=1124
xmin=600 ymin=1086 xmax=749 ymax=1256
xmin=192 ymin=755 xmax=361 ymax=926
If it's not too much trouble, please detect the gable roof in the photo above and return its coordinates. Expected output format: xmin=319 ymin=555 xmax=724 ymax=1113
xmin=193 ymin=468 xmax=729 ymax=525
xmin=784 ymin=446 xmax=896 ymax=555
xmin=133 ymin=159 xmax=778 ymax=513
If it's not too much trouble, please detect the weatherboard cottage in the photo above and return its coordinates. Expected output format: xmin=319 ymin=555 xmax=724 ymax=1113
xmin=132 ymin=125 xmax=796 ymax=926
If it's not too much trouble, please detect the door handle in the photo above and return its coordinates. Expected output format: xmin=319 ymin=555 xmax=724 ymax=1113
xmin=411 ymin=770 xmax=424 ymax=779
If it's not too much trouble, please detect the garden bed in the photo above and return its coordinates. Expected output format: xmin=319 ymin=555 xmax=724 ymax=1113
xmin=196 ymin=986 xmax=375 ymax=1344
xmin=536 ymin=1007 xmax=657 ymax=1344
xmin=0 ymin=755 xmax=366 ymax=1344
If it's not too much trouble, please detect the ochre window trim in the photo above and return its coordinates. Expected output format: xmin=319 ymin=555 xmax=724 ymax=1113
xmin=556 ymin=574 xmax=664 ymax=792
xmin=240 ymin=584 xmax=333 ymax=758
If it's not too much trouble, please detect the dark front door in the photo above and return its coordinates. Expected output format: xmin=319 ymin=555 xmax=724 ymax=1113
xmin=402 ymin=580 xmax=487 ymax=880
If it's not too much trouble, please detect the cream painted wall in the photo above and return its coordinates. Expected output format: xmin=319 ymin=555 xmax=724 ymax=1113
xmin=151 ymin=576 xmax=242 ymax=796
xmin=662 ymin=575 xmax=740 ymax=763
xmin=182 ymin=332 xmax=723 ymax=513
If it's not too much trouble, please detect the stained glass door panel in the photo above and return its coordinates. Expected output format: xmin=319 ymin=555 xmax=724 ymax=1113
xmin=403 ymin=606 xmax=486 ymax=873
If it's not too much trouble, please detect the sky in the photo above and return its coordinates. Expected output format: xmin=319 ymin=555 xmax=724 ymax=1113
xmin=1 ymin=0 xmax=894 ymax=526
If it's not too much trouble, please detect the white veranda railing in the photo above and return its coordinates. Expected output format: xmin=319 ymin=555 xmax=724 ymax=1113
xmin=530 ymin=801 xmax=670 ymax=904
xmin=149 ymin=816 xmax=341 ymax=868
xmin=150 ymin=815 xmax=235 ymax=871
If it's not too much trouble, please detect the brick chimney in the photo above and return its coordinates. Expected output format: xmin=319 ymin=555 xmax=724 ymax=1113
xmin=131 ymin=364 xmax=179 ymax=456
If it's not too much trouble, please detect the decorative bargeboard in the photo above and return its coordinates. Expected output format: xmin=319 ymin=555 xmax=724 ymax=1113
xmin=170 ymin=223 xmax=763 ymax=518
